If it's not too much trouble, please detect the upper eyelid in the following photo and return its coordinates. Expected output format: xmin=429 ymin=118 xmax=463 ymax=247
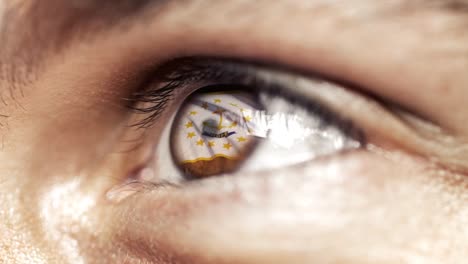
xmin=126 ymin=57 xmax=366 ymax=143
xmin=124 ymin=57 xmax=325 ymax=128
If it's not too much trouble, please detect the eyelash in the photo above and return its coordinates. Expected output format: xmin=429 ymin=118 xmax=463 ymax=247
xmin=126 ymin=57 xmax=365 ymax=143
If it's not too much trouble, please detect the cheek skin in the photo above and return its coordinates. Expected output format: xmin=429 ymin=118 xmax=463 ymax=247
xmin=106 ymin=151 xmax=468 ymax=263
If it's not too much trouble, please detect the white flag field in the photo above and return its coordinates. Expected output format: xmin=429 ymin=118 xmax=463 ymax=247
xmin=172 ymin=90 xmax=264 ymax=164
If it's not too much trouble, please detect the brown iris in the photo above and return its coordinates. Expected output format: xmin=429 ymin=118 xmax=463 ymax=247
xmin=170 ymin=87 xmax=264 ymax=179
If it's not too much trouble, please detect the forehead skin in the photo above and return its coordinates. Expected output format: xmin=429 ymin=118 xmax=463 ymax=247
xmin=1 ymin=0 xmax=468 ymax=263
xmin=1 ymin=0 xmax=468 ymax=74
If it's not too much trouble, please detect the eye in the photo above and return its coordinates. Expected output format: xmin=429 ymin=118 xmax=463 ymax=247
xmin=128 ymin=58 xmax=366 ymax=184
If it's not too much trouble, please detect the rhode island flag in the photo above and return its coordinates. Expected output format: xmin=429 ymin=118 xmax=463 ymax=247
xmin=171 ymin=89 xmax=265 ymax=178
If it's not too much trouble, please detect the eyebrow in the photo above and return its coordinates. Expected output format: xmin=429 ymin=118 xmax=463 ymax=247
xmin=0 ymin=0 xmax=169 ymax=88
xmin=4 ymin=0 xmax=167 ymax=50
xmin=16 ymin=0 xmax=168 ymax=40
xmin=13 ymin=0 xmax=468 ymax=47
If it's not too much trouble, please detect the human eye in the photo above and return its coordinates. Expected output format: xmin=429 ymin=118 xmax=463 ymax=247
xmin=109 ymin=57 xmax=372 ymax=190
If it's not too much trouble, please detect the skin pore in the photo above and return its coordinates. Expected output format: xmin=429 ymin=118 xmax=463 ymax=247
xmin=1 ymin=0 xmax=468 ymax=263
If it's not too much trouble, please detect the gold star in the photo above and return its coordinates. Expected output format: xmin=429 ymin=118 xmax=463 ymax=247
xmin=229 ymin=121 xmax=238 ymax=128
xmin=187 ymin=132 xmax=196 ymax=139
xmin=185 ymin=121 xmax=193 ymax=128
xmin=230 ymin=103 xmax=239 ymax=107
xmin=208 ymin=141 xmax=215 ymax=147
xmin=214 ymin=99 xmax=222 ymax=104
xmin=196 ymin=139 xmax=205 ymax=146
xmin=223 ymin=143 xmax=233 ymax=150
xmin=237 ymin=136 xmax=247 ymax=143
xmin=189 ymin=111 xmax=197 ymax=116
xmin=243 ymin=116 xmax=252 ymax=122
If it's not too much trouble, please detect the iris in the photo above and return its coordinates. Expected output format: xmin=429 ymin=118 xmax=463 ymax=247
xmin=171 ymin=87 xmax=262 ymax=179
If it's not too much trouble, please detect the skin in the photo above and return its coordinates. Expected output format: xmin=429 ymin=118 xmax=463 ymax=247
xmin=1 ymin=0 xmax=468 ymax=263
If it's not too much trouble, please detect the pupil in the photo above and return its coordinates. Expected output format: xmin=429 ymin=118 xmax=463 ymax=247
xmin=170 ymin=87 xmax=263 ymax=179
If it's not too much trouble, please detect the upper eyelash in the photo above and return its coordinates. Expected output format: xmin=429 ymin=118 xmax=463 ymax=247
xmin=125 ymin=57 xmax=365 ymax=144
xmin=126 ymin=85 xmax=174 ymax=128
xmin=126 ymin=58 xmax=247 ymax=128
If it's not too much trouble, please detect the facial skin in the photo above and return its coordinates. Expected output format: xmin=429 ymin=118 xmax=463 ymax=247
xmin=1 ymin=0 xmax=468 ymax=263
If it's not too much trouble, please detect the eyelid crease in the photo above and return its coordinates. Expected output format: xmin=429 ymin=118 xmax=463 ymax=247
xmin=387 ymin=106 xmax=468 ymax=174
xmin=308 ymin=77 xmax=468 ymax=174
